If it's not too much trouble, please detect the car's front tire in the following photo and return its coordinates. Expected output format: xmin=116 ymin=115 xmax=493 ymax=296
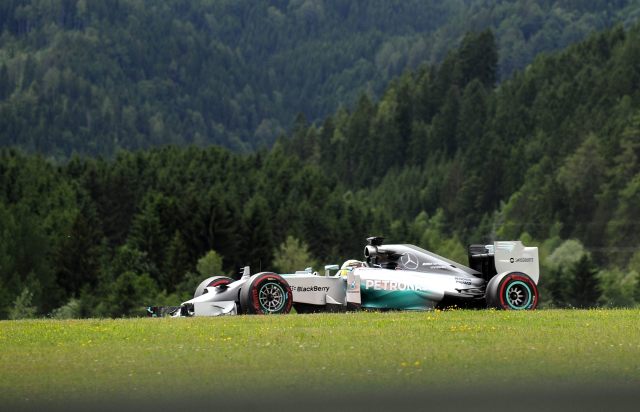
xmin=486 ymin=272 xmax=538 ymax=310
xmin=194 ymin=276 xmax=234 ymax=298
xmin=239 ymin=272 xmax=293 ymax=315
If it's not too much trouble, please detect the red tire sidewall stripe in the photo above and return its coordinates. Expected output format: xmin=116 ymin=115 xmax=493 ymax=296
xmin=498 ymin=273 xmax=538 ymax=310
xmin=207 ymin=278 xmax=231 ymax=288
xmin=251 ymin=276 xmax=265 ymax=313
xmin=283 ymin=280 xmax=293 ymax=313
xmin=251 ymin=274 xmax=292 ymax=314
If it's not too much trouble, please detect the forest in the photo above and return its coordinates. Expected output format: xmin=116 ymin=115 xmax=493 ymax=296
xmin=1 ymin=0 xmax=639 ymax=156
xmin=3 ymin=19 xmax=640 ymax=317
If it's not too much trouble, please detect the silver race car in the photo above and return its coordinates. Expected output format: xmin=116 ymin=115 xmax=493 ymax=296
xmin=147 ymin=237 xmax=540 ymax=317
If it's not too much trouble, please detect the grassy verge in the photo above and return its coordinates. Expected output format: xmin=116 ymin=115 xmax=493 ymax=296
xmin=1 ymin=309 xmax=639 ymax=407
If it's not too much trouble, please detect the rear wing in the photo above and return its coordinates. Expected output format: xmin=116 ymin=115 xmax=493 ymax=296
xmin=493 ymin=241 xmax=539 ymax=284
xmin=468 ymin=241 xmax=539 ymax=284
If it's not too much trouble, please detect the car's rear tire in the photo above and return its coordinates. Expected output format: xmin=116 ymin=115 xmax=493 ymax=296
xmin=239 ymin=272 xmax=292 ymax=315
xmin=194 ymin=276 xmax=234 ymax=298
xmin=486 ymin=272 xmax=538 ymax=310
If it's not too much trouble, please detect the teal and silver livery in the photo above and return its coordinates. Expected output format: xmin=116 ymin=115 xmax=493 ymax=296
xmin=147 ymin=237 xmax=540 ymax=317
xmin=346 ymin=237 xmax=538 ymax=310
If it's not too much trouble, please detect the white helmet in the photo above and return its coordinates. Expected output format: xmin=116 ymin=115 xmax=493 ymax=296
xmin=338 ymin=259 xmax=364 ymax=277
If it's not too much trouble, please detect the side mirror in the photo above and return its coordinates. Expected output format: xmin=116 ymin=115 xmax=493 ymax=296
xmin=324 ymin=264 xmax=339 ymax=277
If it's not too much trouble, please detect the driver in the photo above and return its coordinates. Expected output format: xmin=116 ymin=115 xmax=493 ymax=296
xmin=338 ymin=259 xmax=365 ymax=277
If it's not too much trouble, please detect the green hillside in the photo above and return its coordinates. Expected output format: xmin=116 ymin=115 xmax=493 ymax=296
xmin=2 ymin=22 xmax=640 ymax=317
xmin=1 ymin=0 xmax=639 ymax=156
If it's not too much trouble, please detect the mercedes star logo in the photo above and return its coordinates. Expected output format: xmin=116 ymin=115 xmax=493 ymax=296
xmin=400 ymin=252 xmax=419 ymax=270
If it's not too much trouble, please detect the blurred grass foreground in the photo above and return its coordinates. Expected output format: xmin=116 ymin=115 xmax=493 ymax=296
xmin=1 ymin=309 xmax=639 ymax=411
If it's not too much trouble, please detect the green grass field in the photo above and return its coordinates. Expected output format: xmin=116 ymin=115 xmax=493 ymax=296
xmin=1 ymin=309 xmax=639 ymax=409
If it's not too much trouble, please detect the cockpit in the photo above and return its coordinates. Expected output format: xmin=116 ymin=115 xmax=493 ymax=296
xmin=363 ymin=237 xmax=480 ymax=277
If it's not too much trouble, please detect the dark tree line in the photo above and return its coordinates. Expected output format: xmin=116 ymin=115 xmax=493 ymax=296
xmin=0 ymin=145 xmax=377 ymax=318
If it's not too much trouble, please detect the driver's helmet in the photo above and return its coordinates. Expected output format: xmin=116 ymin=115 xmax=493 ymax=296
xmin=339 ymin=259 xmax=364 ymax=277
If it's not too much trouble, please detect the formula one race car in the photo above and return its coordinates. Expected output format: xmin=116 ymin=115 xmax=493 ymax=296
xmin=147 ymin=237 xmax=540 ymax=317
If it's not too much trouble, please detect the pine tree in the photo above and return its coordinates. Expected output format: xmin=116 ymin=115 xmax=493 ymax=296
xmin=127 ymin=193 xmax=168 ymax=267
xmin=430 ymin=86 xmax=460 ymax=155
xmin=21 ymin=55 xmax=36 ymax=90
xmin=0 ymin=63 xmax=11 ymax=99
xmin=55 ymin=211 xmax=101 ymax=297
xmin=163 ymin=230 xmax=191 ymax=292
xmin=241 ymin=194 xmax=273 ymax=271
xmin=345 ymin=94 xmax=375 ymax=185
xmin=457 ymin=29 xmax=498 ymax=88
xmin=456 ymin=79 xmax=487 ymax=149
xmin=569 ymin=254 xmax=600 ymax=308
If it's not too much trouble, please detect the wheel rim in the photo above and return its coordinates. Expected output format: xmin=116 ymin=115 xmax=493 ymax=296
xmin=504 ymin=280 xmax=532 ymax=309
xmin=258 ymin=282 xmax=286 ymax=313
